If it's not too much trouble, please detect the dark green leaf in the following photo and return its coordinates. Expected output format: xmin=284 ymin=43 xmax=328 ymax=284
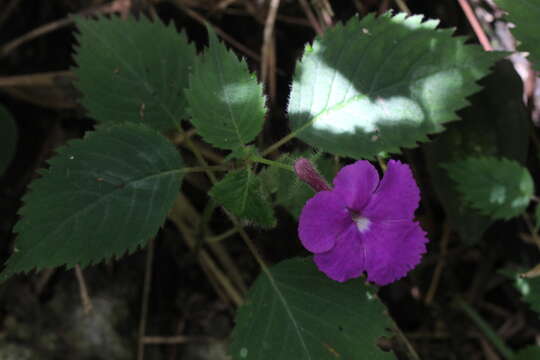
xmin=494 ymin=0 xmax=540 ymax=70
xmin=514 ymin=346 xmax=540 ymax=360
xmin=230 ymin=258 xmax=395 ymax=360
xmin=73 ymin=16 xmax=196 ymax=131
xmin=424 ymin=61 xmax=530 ymax=243
xmin=2 ymin=124 xmax=184 ymax=281
xmin=210 ymin=169 xmax=275 ymax=227
xmin=186 ymin=28 xmax=266 ymax=150
xmin=444 ymin=157 xmax=533 ymax=220
xmin=0 ymin=105 xmax=17 ymax=175
xmin=288 ymin=12 xmax=502 ymax=159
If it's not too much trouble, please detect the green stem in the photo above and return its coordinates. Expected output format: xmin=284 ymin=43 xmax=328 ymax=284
xmin=261 ymin=120 xmax=315 ymax=157
xmin=456 ymin=297 xmax=515 ymax=359
xmin=183 ymin=137 xmax=272 ymax=288
xmin=251 ymin=156 xmax=294 ymax=172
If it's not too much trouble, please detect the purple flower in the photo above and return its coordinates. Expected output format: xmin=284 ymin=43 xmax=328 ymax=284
xmin=297 ymin=159 xmax=428 ymax=286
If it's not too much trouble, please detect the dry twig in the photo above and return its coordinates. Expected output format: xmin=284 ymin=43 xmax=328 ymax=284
xmin=137 ymin=238 xmax=156 ymax=360
xmin=261 ymin=0 xmax=280 ymax=101
xmin=298 ymin=0 xmax=323 ymax=35
xmin=175 ymin=1 xmax=261 ymax=62
xmin=0 ymin=0 xmax=132 ymax=58
xmin=74 ymin=265 xmax=93 ymax=314
xmin=425 ymin=222 xmax=451 ymax=305
xmin=457 ymin=0 xmax=493 ymax=51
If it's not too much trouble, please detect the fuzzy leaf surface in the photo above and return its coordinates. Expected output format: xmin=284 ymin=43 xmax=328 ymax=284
xmin=424 ymin=61 xmax=530 ymax=243
xmin=210 ymin=169 xmax=275 ymax=227
xmin=0 ymin=105 xmax=17 ymax=175
xmin=186 ymin=29 xmax=266 ymax=150
xmin=230 ymin=258 xmax=395 ymax=360
xmin=444 ymin=157 xmax=533 ymax=220
xmin=74 ymin=16 xmax=196 ymax=131
xmin=494 ymin=0 xmax=540 ymax=70
xmin=2 ymin=124 xmax=183 ymax=281
xmin=288 ymin=12 xmax=502 ymax=159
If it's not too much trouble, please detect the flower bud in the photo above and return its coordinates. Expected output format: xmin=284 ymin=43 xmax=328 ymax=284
xmin=294 ymin=158 xmax=331 ymax=192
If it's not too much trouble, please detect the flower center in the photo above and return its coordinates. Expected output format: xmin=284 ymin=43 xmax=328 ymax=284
xmin=353 ymin=215 xmax=371 ymax=233
xmin=348 ymin=208 xmax=370 ymax=233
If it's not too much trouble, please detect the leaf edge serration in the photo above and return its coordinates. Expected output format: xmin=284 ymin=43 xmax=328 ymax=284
xmin=1 ymin=123 xmax=184 ymax=282
xmin=287 ymin=11 xmax=505 ymax=159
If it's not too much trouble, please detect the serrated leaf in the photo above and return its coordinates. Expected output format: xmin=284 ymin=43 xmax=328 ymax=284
xmin=1 ymin=124 xmax=184 ymax=281
xmin=494 ymin=0 xmax=540 ymax=71
xmin=288 ymin=12 xmax=502 ymax=159
xmin=514 ymin=346 xmax=540 ymax=360
xmin=444 ymin=157 xmax=533 ymax=220
xmin=73 ymin=16 xmax=196 ymax=132
xmin=210 ymin=169 xmax=275 ymax=227
xmin=424 ymin=60 xmax=530 ymax=243
xmin=0 ymin=105 xmax=17 ymax=175
xmin=186 ymin=28 xmax=266 ymax=150
xmin=230 ymin=258 xmax=395 ymax=360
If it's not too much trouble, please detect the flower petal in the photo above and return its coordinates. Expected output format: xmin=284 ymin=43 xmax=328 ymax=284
xmin=298 ymin=191 xmax=350 ymax=253
xmin=313 ymin=224 xmax=366 ymax=282
xmin=363 ymin=160 xmax=420 ymax=221
xmin=332 ymin=160 xmax=380 ymax=211
xmin=362 ymin=219 xmax=428 ymax=286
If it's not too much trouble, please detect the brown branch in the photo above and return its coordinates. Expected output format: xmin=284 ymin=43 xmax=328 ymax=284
xmin=261 ymin=0 xmax=280 ymax=101
xmin=425 ymin=222 xmax=451 ymax=305
xmin=298 ymin=0 xmax=323 ymax=35
xmin=0 ymin=0 xmax=132 ymax=58
xmin=137 ymin=238 xmax=156 ymax=360
xmin=175 ymin=2 xmax=262 ymax=62
xmin=142 ymin=335 xmax=218 ymax=344
xmin=457 ymin=0 xmax=493 ymax=51
xmin=0 ymin=70 xmax=74 ymax=87
xmin=74 ymin=265 xmax=93 ymax=314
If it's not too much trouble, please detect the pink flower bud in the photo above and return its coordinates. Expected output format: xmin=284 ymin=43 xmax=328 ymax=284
xmin=294 ymin=158 xmax=331 ymax=192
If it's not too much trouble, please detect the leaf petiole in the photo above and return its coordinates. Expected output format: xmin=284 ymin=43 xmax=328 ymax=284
xmin=250 ymin=156 xmax=294 ymax=172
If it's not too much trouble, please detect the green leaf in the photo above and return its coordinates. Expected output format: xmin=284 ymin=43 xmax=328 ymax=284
xmin=0 ymin=105 xmax=17 ymax=175
xmin=514 ymin=346 xmax=540 ymax=360
xmin=186 ymin=28 xmax=266 ymax=150
xmin=1 ymin=124 xmax=184 ymax=281
xmin=73 ymin=16 xmax=196 ymax=132
xmin=444 ymin=157 xmax=533 ymax=220
xmin=424 ymin=60 xmax=530 ymax=243
xmin=230 ymin=258 xmax=395 ymax=360
xmin=210 ymin=169 xmax=275 ymax=227
xmin=494 ymin=0 xmax=540 ymax=70
xmin=288 ymin=12 xmax=502 ymax=159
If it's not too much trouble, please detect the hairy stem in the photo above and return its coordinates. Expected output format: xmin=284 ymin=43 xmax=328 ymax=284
xmin=251 ymin=155 xmax=294 ymax=172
